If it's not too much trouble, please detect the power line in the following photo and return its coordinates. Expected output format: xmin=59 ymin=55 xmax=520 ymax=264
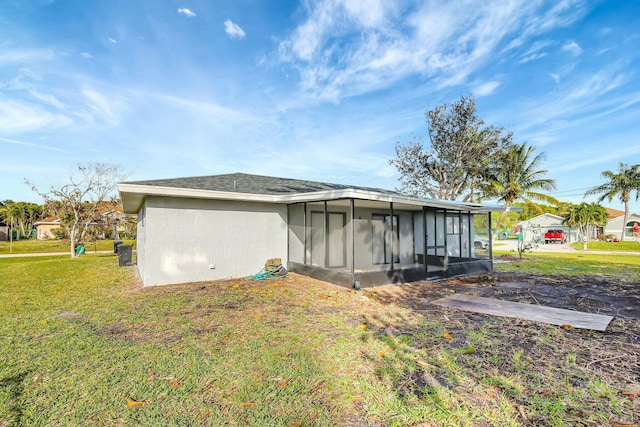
xmin=548 ymin=187 xmax=593 ymax=195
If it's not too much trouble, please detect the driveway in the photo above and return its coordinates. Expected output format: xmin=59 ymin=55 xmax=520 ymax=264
xmin=494 ymin=239 xmax=575 ymax=253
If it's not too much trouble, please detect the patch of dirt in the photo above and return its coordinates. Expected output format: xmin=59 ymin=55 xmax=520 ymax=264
xmin=366 ymin=272 xmax=640 ymax=320
xmin=364 ymin=272 xmax=640 ymax=425
xmin=365 ymin=272 xmax=640 ymax=352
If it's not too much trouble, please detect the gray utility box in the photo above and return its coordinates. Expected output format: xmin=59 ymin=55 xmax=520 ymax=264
xmin=117 ymin=244 xmax=133 ymax=267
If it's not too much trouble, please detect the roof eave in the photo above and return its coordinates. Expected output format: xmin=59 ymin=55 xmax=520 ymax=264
xmin=117 ymin=183 xmax=510 ymax=214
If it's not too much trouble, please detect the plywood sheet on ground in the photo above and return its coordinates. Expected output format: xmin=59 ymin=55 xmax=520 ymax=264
xmin=431 ymin=294 xmax=613 ymax=331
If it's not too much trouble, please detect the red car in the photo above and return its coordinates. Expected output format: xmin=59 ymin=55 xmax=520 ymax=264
xmin=544 ymin=229 xmax=566 ymax=244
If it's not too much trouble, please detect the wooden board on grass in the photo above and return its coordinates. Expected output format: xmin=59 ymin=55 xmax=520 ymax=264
xmin=431 ymin=293 xmax=613 ymax=331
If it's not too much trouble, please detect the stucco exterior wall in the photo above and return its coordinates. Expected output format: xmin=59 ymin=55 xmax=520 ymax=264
xmin=138 ymin=196 xmax=288 ymax=286
xmin=36 ymin=223 xmax=60 ymax=240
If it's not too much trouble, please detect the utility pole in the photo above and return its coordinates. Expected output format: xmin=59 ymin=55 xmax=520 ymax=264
xmin=9 ymin=215 xmax=12 ymax=254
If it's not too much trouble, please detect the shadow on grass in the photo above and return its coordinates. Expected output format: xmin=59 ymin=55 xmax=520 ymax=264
xmin=0 ymin=370 xmax=30 ymax=427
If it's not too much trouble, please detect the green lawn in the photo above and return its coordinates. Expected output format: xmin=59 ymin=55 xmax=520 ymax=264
xmin=0 ymin=239 xmax=136 ymax=254
xmin=1 ymin=253 xmax=639 ymax=426
xmin=494 ymin=251 xmax=640 ymax=281
xmin=569 ymin=240 xmax=640 ymax=252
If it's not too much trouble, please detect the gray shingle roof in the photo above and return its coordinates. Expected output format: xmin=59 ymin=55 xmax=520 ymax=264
xmin=123 ymin=173 xmax=405 ymax=196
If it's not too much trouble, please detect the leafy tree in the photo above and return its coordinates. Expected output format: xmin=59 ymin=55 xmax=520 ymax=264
xmin=28 ymin=163 xmax=125 ymax=257
xmin=513 ymin=201 xmax=561 ymax=221
xmin=485 ymin=142 xmax=558 ymax=240
xmin=562 ymin=202 xmax=608 ymax=250
xmin=0 ymin=200 xmax=8 ymax=224
xmin=11 ymin=202 xmax=42 ymax=238
xmin=0 ymin=200 xmax=42 ymax=238
xmin=390 ymin=95 xmax=512 ymax=201
xmin=584 ymin=163 xmax=640 ymax=241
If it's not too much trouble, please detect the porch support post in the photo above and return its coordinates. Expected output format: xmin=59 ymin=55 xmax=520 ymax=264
xmin=467 ymin=212 xmax=472 ymax=259
xmin=423 ymin=207 xmax=428 ymax=272
xmin=324 ymin=201 xmax=328 ymax=269
xmin=390 ymin=202 xmax=394 ymax=270
xmin=350 ymin=198 xmax=355 ymax=280
xmin=286 ymin=204 xmax=290 ymax=266
xmin=303 ymin=202 xmax=307 ymax=265
xmin=458 ymin=212 xmax=463 ymax=260
xmin=488 ymin=211 xmax=493 ymax=257
xmin=443 ymin=210 xmax=449 ymax=270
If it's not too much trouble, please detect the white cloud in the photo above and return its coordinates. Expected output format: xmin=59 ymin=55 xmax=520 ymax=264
xmin=512 ymin=67 xmax=634 ymax=140
xmin=518 ymin=40 xmax=554 ymax=63
xmin=0 ymin=99 xmax=71 ymax=134
xmin=108 ymin=37 xmax=117 ymax=44
xmin=82 ymin=87 xmax=125 ymax=125
xmin=224 ymin=20 xmax=246 ymax=39
xmin=80 ymin=52 xmax=93 ymax=59
xmin=177 ymin=8 xmax=196 ymax=18
xmin=275 ymin=0 xmax=590 ymax=103
xmin=0 ymin=48 xmax=54 ymax=65
xmin=562 ymin=40 xmax=582 ymax=56
xmin=549 ymin=73 xmax=560 ymax=83
xmin=0 ymin=136 xmax=69 ymax=153
xmin=473 ymin=81 xmax=501 ymax=96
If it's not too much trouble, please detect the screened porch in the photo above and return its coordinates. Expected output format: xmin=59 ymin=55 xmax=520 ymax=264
xmin=287 ymin=198 xmax=494 ymax=288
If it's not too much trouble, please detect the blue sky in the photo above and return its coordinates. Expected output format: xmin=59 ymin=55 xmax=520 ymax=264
xmin=2 ymin=0 xmax=640 ymax=212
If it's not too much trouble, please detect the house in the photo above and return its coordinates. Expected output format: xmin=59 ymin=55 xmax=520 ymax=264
xmin=600 ymin=207 xmax=640 ymax=238
xmin=517 ymin=208 xmax=640 ymax=241
xmin=516 ymin=213 xmax=576 ymax=242
xmin=0 ymin=223 xmax=8 ymax=241
xmin=118 ymin=173 xmax=507 ymax=288
xmin=34 ymin=203 xmax=129 ymax=241
xmin=34 ymin=217 xmax=61 ymax=240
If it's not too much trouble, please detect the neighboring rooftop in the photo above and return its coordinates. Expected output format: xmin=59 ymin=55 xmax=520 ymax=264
xmin=122 ymin=173 xmax=404 ymax=197
xmin=605 ymin=207 xmax=625 ymax=219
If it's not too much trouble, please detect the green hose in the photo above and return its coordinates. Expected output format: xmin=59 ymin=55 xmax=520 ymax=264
xmin=250 ymin=263 xmax=288 ymax=280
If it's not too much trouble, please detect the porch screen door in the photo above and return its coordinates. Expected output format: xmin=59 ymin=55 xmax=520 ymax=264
xmin=310 ymin=212 xmax=324 ymax=267
xmin=372 ymin=214 xmax=399 ymax=264
xmin=310 ymin=211 xmax=346 ymax=268
xmin=328 ymin=213 xmax=346 ymax=268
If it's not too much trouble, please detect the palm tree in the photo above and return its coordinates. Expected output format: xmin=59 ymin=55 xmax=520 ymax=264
xmin=485 ymin=143 xmax=558 ymax=240
xmin=562 ymin=202 xmax=608 ymax=250
xmin=585 ymin=163 xmax=640 ymax=241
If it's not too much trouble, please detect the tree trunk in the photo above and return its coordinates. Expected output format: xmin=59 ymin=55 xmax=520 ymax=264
xmin=621 ymin=200 xmax=630 ymax=242
xmin=70 ymin=223 xmax=78 ymax=258
xmin=492 ymin=205 xmax=510 ymax=241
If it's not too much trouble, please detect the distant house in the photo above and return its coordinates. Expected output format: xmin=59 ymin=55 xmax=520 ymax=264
xmin=605 ymin=211 xmax=640 ymax=238
xmin=517 ymin=208 xmax=640 ymax=241
xmin=34 ymin=203 xmax=127 ymax=241
xmin=118 ymin=173 xmax=508 ymax=288
xmin=517 ymin=213 xmax=576 ymax=242
xmin=0 ymin=223 xmax=8 ymax=241
xmin=34 ymin=217 xmax=61 ymax=240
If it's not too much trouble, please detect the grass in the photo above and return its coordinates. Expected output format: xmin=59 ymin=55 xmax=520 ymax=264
xmin=569 ymin=240 xmax=640 ymax=252
xmin=0 ymin=239 xmax=136 ymax=254
xmin=1 ymin=253 xmax=639 ymax=426
xmin=493 ymin=251 xmax=640 ymax=282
